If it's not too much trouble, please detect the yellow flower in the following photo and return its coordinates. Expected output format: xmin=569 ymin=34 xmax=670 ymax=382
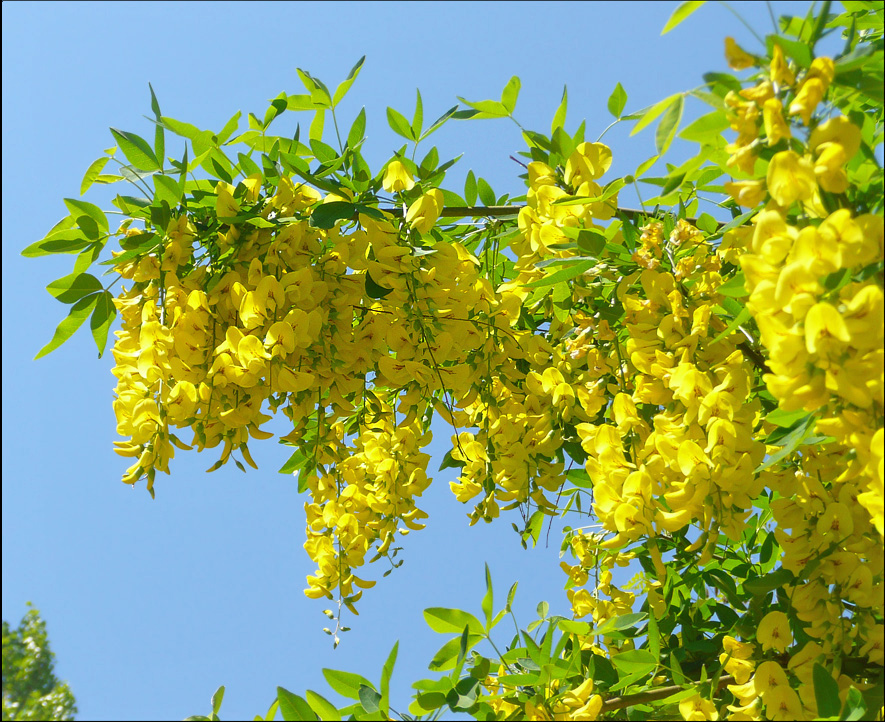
xmin=757 ymin=611 xmax=793 ymax=653
xmin=679 ymin=692 xmax=719 ymax=720
xmin=770 ymin=43 xmax=795 ymax=86
xmin=241 ymin=172 xmax=263 ymax=202
xmin=405 ymin=189 xmax=443 ymax=234
xmin=725 ymin=37 xmax=755 ymax=70
xmin=725 ymin=180 xmax=767 ymax=208
xmin=381 ymin=159 xmax=415 ymax=193
xmin=804 ymin=302 xmax=850 ymax=355
xmin=813 ymin=142 xmax=850 ymax=193
xmin=215 ymin=181 xmax=240 ymax=218
xmin=564 ymin=142 xmax=613 ymax=186
xmin=767 ymin=150 xmax=816 ymax=207
xmin=807 ymin=56 xmax=836 ymax=86
xmin=810 ymin=116 xmax=862 ymax=160
xmin=763 ymin=98 xmax=791 ymax=145
xmin=763 ymin=685 xmax=804 ymax=721
xmin=573 ymin=695 xmax=603 ymax=721
xmin=568 ymin=588 xmax=595 ymax=618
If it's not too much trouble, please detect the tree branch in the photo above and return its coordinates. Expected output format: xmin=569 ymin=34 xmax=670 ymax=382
xmin=600 ymin=675 xmax=736 ymax=713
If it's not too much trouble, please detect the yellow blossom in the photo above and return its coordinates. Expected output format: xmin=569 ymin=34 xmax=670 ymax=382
xmin=405 ymin=189 xmax=443 ymax=234
xmin=725 ymin=180 xmax=767 ymax=208
xmin=725 ymin=37 xmax=755 ymax=70
xmin=679 ymin=692 xmax=719 ymax=720
xmin=767 ymin=151 xmax=816 ymax=207
xmin=758 ymin=611 xmax=793 ymax=652
xmin=770 ymin=43 xmax=795 ymax=86
xmin=382 ymin=159 xmax=415 ymax=193
xmin=763 ymin=98 xmax=791 ymax=145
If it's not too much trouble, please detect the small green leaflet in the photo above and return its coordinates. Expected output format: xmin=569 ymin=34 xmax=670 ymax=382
xmin=607 ymin=82 xmax=627 ymax=118
xmin=35 ymin=294 xmax=100 ymax=360
xmin=110 ymin=128 xmax=160 ymax=172
xmin=524 ymin=260 xmax=594 ymax=288
xmin=661 ymin=1 xmax=706 ymax=34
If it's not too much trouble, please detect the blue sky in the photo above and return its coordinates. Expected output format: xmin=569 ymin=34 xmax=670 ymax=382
xmin=2 ymin=2 xmax=814 ymax=719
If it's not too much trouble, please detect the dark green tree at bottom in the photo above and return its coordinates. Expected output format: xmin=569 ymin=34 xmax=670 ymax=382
xmin=2 ymin=603 xmax=77 ymax=721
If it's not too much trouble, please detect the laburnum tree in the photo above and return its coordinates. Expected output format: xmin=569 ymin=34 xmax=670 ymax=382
xmin=23 ymin=1 xmax=883 ymax=720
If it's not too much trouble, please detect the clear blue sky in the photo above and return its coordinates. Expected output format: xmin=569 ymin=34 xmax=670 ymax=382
xmin=2 ymin=2 xmax=814 ymax=719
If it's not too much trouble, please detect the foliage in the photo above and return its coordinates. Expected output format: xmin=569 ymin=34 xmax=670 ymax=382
xmin=1 ymin=604 xmax=77 ymax=721
xmin=24 ymin=0 xmax=884 ymax=720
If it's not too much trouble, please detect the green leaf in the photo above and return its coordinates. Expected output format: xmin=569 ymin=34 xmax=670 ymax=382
xmin=477 ymin=177 xmax=495 ymax=206
xmin=332 ymin=55 xmax=366 ymax=107
xmin=411 ymin=89 xmax=423 ymax=139
xmin=566 ymin=468 xmax=593 ymax=489
xmin=506 ymin=582 xmax=518 ymax=612
xmin=591 ymin=612 xmax=647 ymax=636
xmin=842 ymin=687 xmax=868 ymax=721
xmin=631 ymin=94 xmax=681 ymax=136
xmin=501 ymin=76 xmax=521 ymax=114
xmin=552 ymin=86 xmax=568 ymax=132
xmin=47 ymin=272 xmax=103 ymax=304
xmin=679 ymin=110 xmax=729 ymax=142
xmin=709 ymin=307 xmax=750 ymax=346
xmin=662 ymin=0 xmax=706 ymax=34
xmin=321 ymin=669 xmax=375 ymax=701
xmin=481 ymin=564 xmax=494 ymax=630
xmin=217 ymin=110 xmax=242 ymax=144
xmin=90 ymin=291 xmax=117 ymax=358
xmin=765 ymin=408 xmax=808 ymax=428
xmin=211 ymin=687 xmax=225 ymax=717
xmin=655 ymin=94 xmax=684 ymax=154
xmin=279 ymin=448 xmax=307 ymax=475
xmin=347 ymin=108 xmax=366 ymax=149
xmin=80 ymin=157 xmax=110 ymax=195
xmin=766 ymin=35 xmax=813 ymax=68
xmin=635 ymin=154 xmax=660 ymax=178
xmin=309 ymin=201 xmax=355 ymax=229
xmin=610 ymin=649 xmax=657 ymax=676
xmin=743 ymin=568 xmax=794 ymax=596
xmin=420 ymin=105 xmax=458 ymax=141
xmin=305 ymin=691 xmax=339 ymax=722
xmin=813 ymin=663 xmax=841 ymax=718
xmin=161 ymin=115 xmax=203 ymax=140
xmin=365 ymin=270 xmax=393 ymax=300
xmin=154 ymin=174 xmax=183 ymax=207
xmin=428 ymin=634 xmax=482 ymax=672
xmin=386 ymin=107 xmax=415 ymax=141
xmin=607 ymin=82 xmax=628 ymax=118
xmin=297 ymin=68 xmax=332 ymax=108
xmin=358 ymin=685 xmax=381 ymax=714
xmin=464 ymin=171 xmax=477 ymax=206
xmin=309 ymin=109 xmax=324 ymax=142
xmin=670 ymin=652 xmax=687 ymax=685
xmin=287 ymin=94 xmax=319 ymax=111
xmin=446 ymin=677 xmax=480 ymax=712
xmin=21 ymin=229 xmax=91 ymax=258
xmin=455 ymin=97 xmax=509 ymax=119
xmin=647 ymin=611 xmax=660 ymax=661
xmin=63 ymin=199 xmax=109 ymax=235
xmin=147 ymin=84 xmax=165 ymax=168
xmin=380 ymin=641 xmax=398 ymax=715
xmin=524 ymin=260 xmax=594 ymax=288
xmin=264 ymin=94 xmax=288 ymax=129
xmin=35 ymin=294 xmax=99 ymax=359
xmin=265 ymin=699 xmax=279 ymax=721
xmin=277 ymin=687 xmax=316 ymax=721
xmin=757 ymin=415 xmax=818 ymax=471
xmin=110 ymin=128 xmax=160 ymax=171
xmin=423 ymin=608 xmax=484 ymax=635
